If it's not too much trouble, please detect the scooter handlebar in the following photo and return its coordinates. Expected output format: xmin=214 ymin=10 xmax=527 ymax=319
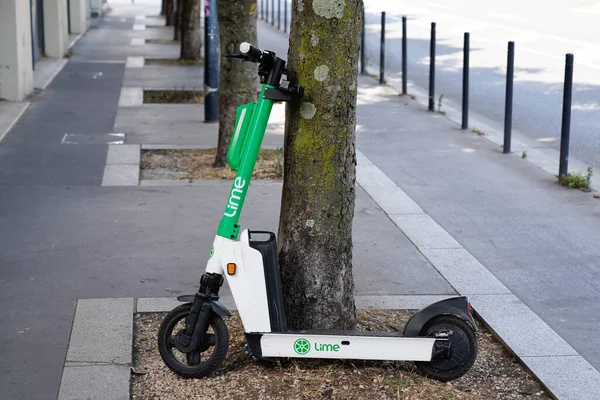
xmin=239 ymin=42 xmax=264 ymax=62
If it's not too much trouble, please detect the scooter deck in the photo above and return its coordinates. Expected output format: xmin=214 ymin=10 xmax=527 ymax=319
xmin=246 ymin=331 xmax=437 ymax=361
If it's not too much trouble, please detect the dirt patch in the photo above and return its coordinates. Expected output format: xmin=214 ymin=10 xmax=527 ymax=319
xmin=140 ymin=148 xmax=283 ymax=181
xmin=143 ymin=90 xmax=204 ymax=104
xmin=146 ymin=39 xmax=180 ymax=45
xmin=131 ymin=310 xmax=550 ymax=400
xmin=145 ymin=58 xmax=203 ymax=66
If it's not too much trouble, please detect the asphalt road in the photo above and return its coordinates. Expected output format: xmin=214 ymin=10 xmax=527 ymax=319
xmin=363 ymin=0 xmax=600 ymax=170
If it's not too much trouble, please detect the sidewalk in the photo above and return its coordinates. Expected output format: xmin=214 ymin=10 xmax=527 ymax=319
xmin=1 ymin=2 xmax=600 ymax=400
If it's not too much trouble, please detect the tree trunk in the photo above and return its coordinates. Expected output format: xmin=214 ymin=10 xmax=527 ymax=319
xmin=214 ymin=0 xmax=258 ymax=167
xmin=161 ymin=0 xmax=167 ymax=16
xmin=180 ymin=0 xmax=202 ymax=60
xmin=173 ymin=0 xmax=182 ymax=41
xmin=165 ymin=0 xmax=175 ymax=26
xmin=278 ymin=0 xmax=362 ymax=331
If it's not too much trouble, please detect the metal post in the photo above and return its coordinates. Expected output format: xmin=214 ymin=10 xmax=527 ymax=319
xmin=428 ymin=22 xmax=436 ymax=112
xmin=277 ymin=0 xmax=281 ymax=30
xmin=462 ymin=32 xmax=470 ymax=129
xmin=380 ymin=12 xmax=385 ymax=84
xmin=260 ymin=0 xmax=263 ymax=20
xmin=284 ymin=0 xmax=287 ymax=33
xmin=360 ymin=7 xmax=365 ymax=74
xmin=204 ymin=0 xmax=219 ymax=122
xmin=402 ymin=16 xmax=407 ymax=95
xmin=559 ymin=53 xmax=574 ymax=177
xmin=271 ymin=0 xmax=274 ymax=26
xmin=504 ymin=41 xmax=514 ymax=153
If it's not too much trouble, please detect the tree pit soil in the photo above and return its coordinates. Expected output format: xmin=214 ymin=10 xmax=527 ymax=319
xmin=131 ymin=310 xmax=550 ymax=400
xmin=140 ymin=148 xmax=283 ymax=181
xmin=146 ymin=39 xmax=180 ymax=45
xmin=143 ymin=90 xmax=204 ymax=104
xmin=144 ymin=58 xmax=203 ymax=66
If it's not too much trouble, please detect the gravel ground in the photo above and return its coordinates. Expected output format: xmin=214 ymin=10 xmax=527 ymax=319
xmin=140 ymin=149 xmax=283 ymax=181
xmin=131 ymin=309 xmax=550 ymax=400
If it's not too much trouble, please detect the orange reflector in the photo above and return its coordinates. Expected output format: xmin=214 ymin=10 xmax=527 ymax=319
xmin=227 ymin=263 xmax=236 ymax=275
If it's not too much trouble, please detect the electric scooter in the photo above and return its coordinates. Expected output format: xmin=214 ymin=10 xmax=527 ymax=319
xmin=158 ymin=42 xmax=478 ymax=382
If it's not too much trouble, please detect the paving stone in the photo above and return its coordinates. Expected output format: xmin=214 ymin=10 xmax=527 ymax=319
xmin=390 ymin=214 xmax=462 ymax=249
xmin=58 ymin=365 xmax=129 ymax=400
xmin=101 ymin=164 xmax=139 ymax=186
xmin=420 ymin=248 xmax=511 ymax=295
xmin=66 ymin=298 xmax=133 ymax=364
xmin=521 ymin=355 xmax=600 ymax=400
xmin=118 ymin=87 xmax=143 ymax=107
xmin=470 ymin=294 xmax=578 ymax=357
xmin=106 ymin=144 xmax=140 ymax=165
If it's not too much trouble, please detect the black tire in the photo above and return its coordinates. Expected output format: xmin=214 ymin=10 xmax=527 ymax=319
xmin=158 ymin=303 xmax=229 ymax=378
xmin=414 ymin=315 xmax=478 ymax=382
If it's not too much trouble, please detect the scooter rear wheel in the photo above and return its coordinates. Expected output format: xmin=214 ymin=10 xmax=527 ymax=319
xmin=158 ymin=303 xmax=229 ymax=378
xmin=414 ymin=315 xmax=478 ymax=382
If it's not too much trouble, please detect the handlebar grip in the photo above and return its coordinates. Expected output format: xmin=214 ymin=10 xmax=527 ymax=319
xmin=240 ymin=42 xmax=263 ymax=62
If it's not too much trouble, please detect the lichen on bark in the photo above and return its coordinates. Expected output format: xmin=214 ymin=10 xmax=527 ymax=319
xmin=278 ymin=0 xmax=363 ymax=331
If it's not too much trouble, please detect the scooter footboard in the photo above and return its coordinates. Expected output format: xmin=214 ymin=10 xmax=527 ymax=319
xmin=245 ymin=331 xmax=436 ymax=361
xmin=402 ymin=296 xmax=476 ymax=337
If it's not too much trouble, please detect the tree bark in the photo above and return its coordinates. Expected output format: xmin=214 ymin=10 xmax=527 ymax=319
xmin=165 ymin=0 xmax=175 ymax=26
xmin=214 ymin=0 xmax=258 ymax=167
xmin=173 ymin=0 xmax=182 ymax=41
xmin=180 ymin=0 xmax=202 ymax=60
xmin=161 ymin=0 xmax=167 ymax=16
xmin=278 ymin=0 xmax=363 ymax=331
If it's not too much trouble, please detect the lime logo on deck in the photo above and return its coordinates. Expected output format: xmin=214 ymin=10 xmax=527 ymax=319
xmin=209 ymin=247 xmax=214 ymax=259
xmin=224 ymin=177 xmax=246 ymax=218
xmin=294 ymin=338 xmax=310 ymax=355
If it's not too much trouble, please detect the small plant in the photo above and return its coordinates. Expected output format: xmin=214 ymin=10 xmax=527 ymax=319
xmin=443 ymin=396 xmax=454 ymax=400
xmin=395 ymin=377 xmax=413 ymax=387
xmin=585 ymin=165 xmax=593 ymax=189
xmin=472 ymin=127 xmax=485 ymax=136
xmin=557 ymin=166 xmax=593 ymax=190
xmin=437 ymin=93 xmax=444 ymax=112
xmin=522 ymin=151 xmax=527 ymax=159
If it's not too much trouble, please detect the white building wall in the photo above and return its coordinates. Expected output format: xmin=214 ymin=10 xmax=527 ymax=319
xmin=69 ymin=0 xmax=91 ymax=34
xmin=0 ymin=0 xmax=34 ymax=101
xmin=43 ymin=0 xmax=69 ymax=58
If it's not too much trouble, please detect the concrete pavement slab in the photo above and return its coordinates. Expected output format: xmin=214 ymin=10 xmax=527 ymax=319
xmin=521 ymin=355 xmax=600 ymax=400
xmin=470 ymin=294 xmax=578 ymax=357
xmin=130 ymin=37 xmax=146 ymax=46
xmin=390 ymin=214 xmax=462 ymax=250
xmin=102 ymin=164 xmax=139 ymax=186
xmin=126 ymin=56 xmax=145 ymax=68
xmin=419 ymin=248 xmax=511 ymax=295
xmin=118 ymin=87 xmax=143 ymax=106
xmin=65 ymin=298 xmax=133 ymax=364
xmin=106 ymin=144 xmax=140 ymax=165
xmin=58 ymin=364 xmax=130 ymax=400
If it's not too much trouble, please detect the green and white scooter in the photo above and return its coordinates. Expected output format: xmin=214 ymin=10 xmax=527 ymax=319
xmin=158 ymin=42 xmax=478 ymax=382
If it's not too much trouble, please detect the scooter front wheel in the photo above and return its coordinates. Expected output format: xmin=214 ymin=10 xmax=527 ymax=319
xmin=414 ymin=315 xmax=478 ymax=382
xmin=157 ymin=303 xmax=229 ymax=378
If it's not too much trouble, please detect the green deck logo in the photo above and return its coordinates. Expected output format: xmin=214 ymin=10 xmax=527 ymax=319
xmin=294 ymin=338 xmax=310 ymax=355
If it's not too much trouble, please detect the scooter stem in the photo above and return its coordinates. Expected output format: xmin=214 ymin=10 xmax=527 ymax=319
xmin=216 ymin=84 xmax=276 ymax=240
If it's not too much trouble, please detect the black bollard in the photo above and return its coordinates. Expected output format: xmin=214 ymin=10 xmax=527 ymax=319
xmin=428 ymin=22 xmax=436 ymax=112
xmin=284 ymin=0 xmax=287 ymax=33
xmin=402 ymin=16 xmax=407 ymax=95
xmin=504 ymin=41 xmax=514 ymax=153
xmin=462 ymin=32 xmax=470 ymax=129
xmin=277 ymin=0 xmax=280 ymax=30
xmin=204 ymin=0 xmax=219 ymax=122
xmin=271 ymin=0 xmax=274 ymax=26
xmin=265 ymin=0 xmax=268 ymax=23
xmin=559 ymin=53 xmax=574 ymax=177
xmin=260 ymin=0 xmax=263 ymax=20
xmin=360 ymin=7 xmax=366 ymax=75
xmin=380 ymin=12 xmax=385 ymax=84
